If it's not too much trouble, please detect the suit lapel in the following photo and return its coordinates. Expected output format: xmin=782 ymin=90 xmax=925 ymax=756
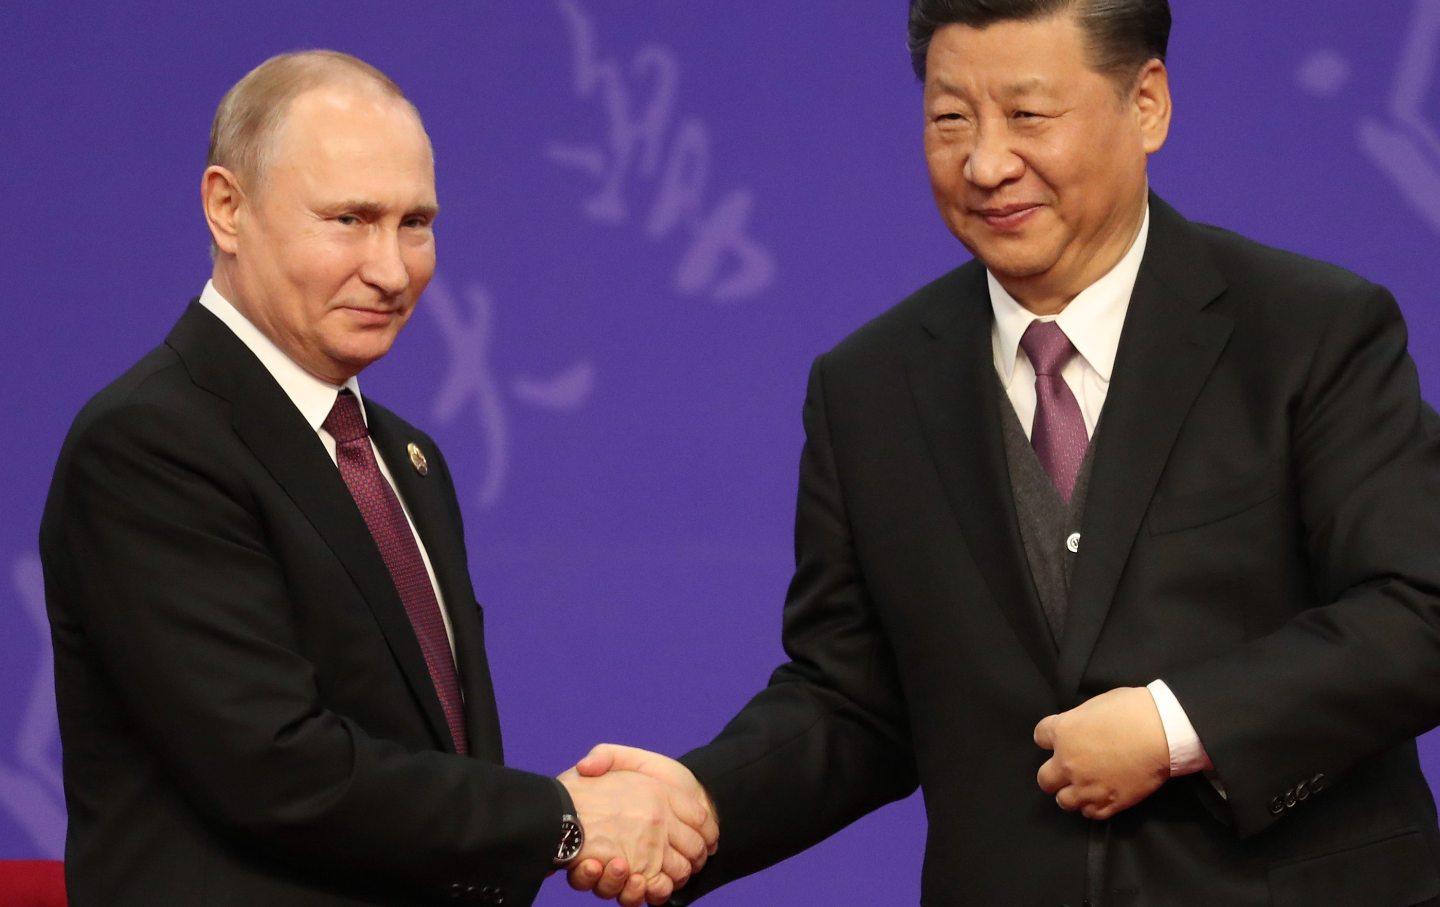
xmin=1055 ymin=197 xmax=1234 ymax=702
xmin=368 ymin=412 xmax=504 ymax=761
xmin=166 ymin=304 xmax=455 ymax=751
xmin=906 ymin=264 xmax=1058 ymax=687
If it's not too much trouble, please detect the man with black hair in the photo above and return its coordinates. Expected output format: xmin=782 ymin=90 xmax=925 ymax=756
xmin=573 ymin=1 xmax=1440 ymax=904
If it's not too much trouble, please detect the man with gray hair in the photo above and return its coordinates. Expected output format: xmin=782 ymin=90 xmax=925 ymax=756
xmin=574 ymin=1 xmax=1440 ymax=903
xmin=41 ymin=50 xmax=713 ymax=907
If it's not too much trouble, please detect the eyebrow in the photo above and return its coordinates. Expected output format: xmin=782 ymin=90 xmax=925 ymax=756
xmin=318 ymin=200 xmax=439 ymax=219
xmin=929 ymin=76 xmax=1051 ymax=99
xmin=1002 ymin=77 xmax=1048 ymax=97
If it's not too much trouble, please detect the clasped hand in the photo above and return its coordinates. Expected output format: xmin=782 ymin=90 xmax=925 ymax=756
xmin=557 ymin=744 xmax=718 ymax=906
xmin=1033 ymin=686 xmax=1170 ymax=821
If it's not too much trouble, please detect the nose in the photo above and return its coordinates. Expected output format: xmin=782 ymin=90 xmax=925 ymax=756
xmin=359 ymin=229 xmax=410 ymax=298
xmin=963 ymin=123 xmax=1024 ymax=188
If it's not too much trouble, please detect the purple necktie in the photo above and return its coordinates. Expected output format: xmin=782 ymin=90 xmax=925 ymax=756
xmin=324 ymin=391 xmax=468 ymax=755
xmin=1020 ymin=320 xmax=1088 ymax=504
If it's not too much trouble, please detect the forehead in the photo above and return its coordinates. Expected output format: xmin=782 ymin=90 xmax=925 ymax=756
xmin=269 ymin=86 xmax=434 ymax=182
xmin=924 ymin=14 xmax=1094 ymax=96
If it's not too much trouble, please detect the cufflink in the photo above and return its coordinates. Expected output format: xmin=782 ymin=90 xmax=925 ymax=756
xmin=408 ymin=442 xmax=429 ymax=476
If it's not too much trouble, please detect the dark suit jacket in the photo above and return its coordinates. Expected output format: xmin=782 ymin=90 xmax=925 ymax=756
xmin=40 ymin=303 xmax=562 ymax=906
xmin=673 ymin=196 xmax=1440 ymax=906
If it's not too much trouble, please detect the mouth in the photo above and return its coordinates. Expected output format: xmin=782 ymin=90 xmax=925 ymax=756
xmin=973 ymin=203 xmax=1042 ymax=230
xmin=339 ymin=305 xmax=403 ymax=327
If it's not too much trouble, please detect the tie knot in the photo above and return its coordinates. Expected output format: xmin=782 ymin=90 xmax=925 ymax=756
xmin=323 ymin=391 xmax=368 ymax=444
xmin=1019 ymin=320 xmax=1077 ymax=377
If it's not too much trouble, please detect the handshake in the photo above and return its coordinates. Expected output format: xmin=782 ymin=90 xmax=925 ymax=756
xmin=556 ymin=744 xmax=718 ymax=907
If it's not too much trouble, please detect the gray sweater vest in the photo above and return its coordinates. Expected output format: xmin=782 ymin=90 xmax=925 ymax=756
xmin=997 ymin=386 xmax=1098 ymax=645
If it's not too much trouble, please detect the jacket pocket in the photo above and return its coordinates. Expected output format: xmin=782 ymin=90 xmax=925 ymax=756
xmin=1268 ymin=829 xmax=1440 ymax=907
xmin=1148 ymin=460 xmax=1283 ymax=535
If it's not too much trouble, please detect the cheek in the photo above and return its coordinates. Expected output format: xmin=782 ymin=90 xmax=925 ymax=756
xmin=924 ymin=138 xmax=960 ymax=177
xmin=404 ymin=249 xmax=436 ymax=292
xmin=926 ymin=159 xmax=967 ymax=206
xmin=289 ymin=245 xmax=356 ymax=293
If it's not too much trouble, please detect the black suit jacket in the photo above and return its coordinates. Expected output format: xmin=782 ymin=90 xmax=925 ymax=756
xmin=674 ymin=197 xmax=1440 ymax=906
xmin=40 ymin=303 xmax=562 ymax=906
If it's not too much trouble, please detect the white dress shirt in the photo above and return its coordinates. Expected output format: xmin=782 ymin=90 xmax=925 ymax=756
xmin=198 ymin=281 xmax=458 ymax=658
xmin=987 ymin=207 xmax=1210 ymax=777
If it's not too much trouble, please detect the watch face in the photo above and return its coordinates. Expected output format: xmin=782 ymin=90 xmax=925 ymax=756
xmin=556 ymin=818 xmax=584 ymax=864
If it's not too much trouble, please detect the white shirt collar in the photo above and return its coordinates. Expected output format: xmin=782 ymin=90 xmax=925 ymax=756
xmin=990 ymin=204 xmax=1150 ymax=386
xmin=198 ymin=280 xmax=366 ymax=431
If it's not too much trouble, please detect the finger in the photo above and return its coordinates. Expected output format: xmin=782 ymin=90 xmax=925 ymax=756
xmin=645 ymin=872 xmax=676 ymax=905
xmin=666 ymin=788 xmax=706 ymax=829
xmin=566 ymin=858 xmax=605 ymax=891
xmin=670 ymin=787 xmax=719 ymax=852
xmin=1033 ymin=715 xmax=1057 ymax=749
xmin=667 ymin=817 xmax=709 ymax=866
xmin=576 ymin=743 xmax=621 ymax=777
xmin=594 ymin=858 xmax=631 ymax=900
xmin=1055 ymin=787 xmax=1082 ymax=812
xmin=1036 ymin=757 xmax=1066 ymax=795
xmin=616 ymin=873 xmax=648 ymax=907
xmin=701 ymin=801 xmax=719 ymax=852
xmin=661 ymin=846 xmax=693 ymax=889
xmin=591 ymin=743 xmax=656 ymax=776
xmin=699 ymin=806 xmax=719 ymax=854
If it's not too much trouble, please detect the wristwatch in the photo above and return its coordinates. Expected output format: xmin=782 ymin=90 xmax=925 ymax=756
xmin=554 ymin=814 xmax=584 ymax=865
xmin=552 ymin=779 xmax=586 ymax=865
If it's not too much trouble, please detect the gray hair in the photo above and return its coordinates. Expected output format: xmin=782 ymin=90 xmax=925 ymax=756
xmin=207 ymin=49 xmax=420 ymax=189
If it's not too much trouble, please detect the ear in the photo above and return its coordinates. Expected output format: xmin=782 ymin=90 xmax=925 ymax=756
xmin=1133 ymin=59 xmax=1172 ymax=155
xmin=201 ymin=165 xmax=245 ymax=256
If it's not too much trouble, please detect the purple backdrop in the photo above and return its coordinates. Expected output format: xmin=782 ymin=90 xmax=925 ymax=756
xmin=3 ymin=2 xmax=1439 ymax=904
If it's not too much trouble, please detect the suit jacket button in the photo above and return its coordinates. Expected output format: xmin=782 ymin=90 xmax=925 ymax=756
xmin=1269 ymin=796 xmax=1285 ymax=815
xmin=1296 ymin=780 xmax=1310 ymax=801
xmin=1311 ymin=772 xmax=1327 ymax=792
xmin=1284 ymin=789 xmax=1298 ymax=808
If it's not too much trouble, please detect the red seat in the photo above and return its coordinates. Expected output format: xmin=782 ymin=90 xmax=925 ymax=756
xmin=0 ymin=860 xmax=67 ymax=907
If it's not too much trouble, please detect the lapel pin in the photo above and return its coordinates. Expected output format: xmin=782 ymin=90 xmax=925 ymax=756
xmin=407 ymin=442 xmax=429 ymax=476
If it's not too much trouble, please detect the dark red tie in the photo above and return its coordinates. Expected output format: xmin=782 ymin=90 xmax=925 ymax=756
xmin=1020 ymin=320 xmax=1089 ymax=503
xmin=324 ymin=391 xmax=468 ymax=754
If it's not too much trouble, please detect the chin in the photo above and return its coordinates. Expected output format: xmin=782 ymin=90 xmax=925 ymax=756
xmin=969 ymin=249 xmax=1055 ymax=281
xmin=326 ymin=342 xmax=392 ymax=376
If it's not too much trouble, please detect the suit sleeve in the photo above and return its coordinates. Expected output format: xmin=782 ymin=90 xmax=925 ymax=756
xmin=1163 ymin=282 xmax=1440 ymax=837
xmin=671 ymin=354 xmax=919 ymax=902
xmin=44 ymin=398 xmax=562 ymax=898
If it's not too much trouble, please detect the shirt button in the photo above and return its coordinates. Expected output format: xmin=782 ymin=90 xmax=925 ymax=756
xmin=1066 ymin=532 xmax=1081 ymax=553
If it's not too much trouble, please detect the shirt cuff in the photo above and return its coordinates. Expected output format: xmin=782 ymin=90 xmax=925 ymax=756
xmin=1146 ymin=679 xmax=1213 ymax=777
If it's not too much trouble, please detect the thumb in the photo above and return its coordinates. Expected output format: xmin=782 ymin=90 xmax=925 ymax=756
xmin=1033 ymin=715 xmax=1058 ymax=750
xmin=575 ymin=743 xmax=626 ymax=776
